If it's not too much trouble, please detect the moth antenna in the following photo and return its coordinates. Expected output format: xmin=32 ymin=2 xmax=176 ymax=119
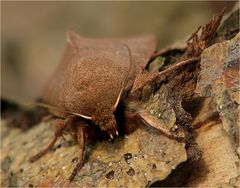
xmin=70 ymin=112 xmax=92 ymax=120
xmin=32 ymin=102 xmax=92 ymax=120
xmin=113 ymin=43 xmax=133 ymax=110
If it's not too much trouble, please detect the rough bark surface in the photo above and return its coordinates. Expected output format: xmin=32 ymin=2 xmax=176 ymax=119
xmin=1 ymin=120 xmax=186 ymax=187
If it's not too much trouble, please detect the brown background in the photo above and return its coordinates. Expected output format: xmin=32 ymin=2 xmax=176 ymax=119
xmin=1 ymin=1 xmax=236 ymax=102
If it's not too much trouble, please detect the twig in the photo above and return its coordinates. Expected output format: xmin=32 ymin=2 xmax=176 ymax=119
xmin=158 ymin=56 xmax=201 ymax=77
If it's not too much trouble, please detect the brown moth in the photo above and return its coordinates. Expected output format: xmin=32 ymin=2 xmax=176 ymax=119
xmin=30 ymin=31 xmax=169 ymax=181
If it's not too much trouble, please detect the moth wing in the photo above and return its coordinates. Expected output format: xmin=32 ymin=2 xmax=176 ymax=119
xmin=43 ymin=32 xmax=156 ymax=116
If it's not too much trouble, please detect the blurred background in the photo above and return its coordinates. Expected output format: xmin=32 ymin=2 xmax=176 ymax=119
xmin=1 ymin=1 xmax=237 ymax=102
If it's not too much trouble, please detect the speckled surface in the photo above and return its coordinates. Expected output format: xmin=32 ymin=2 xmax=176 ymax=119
xmin=1 ymin=119 xmax=186 ymax=187
xmin=195 ymin=33 xmax=240 ymax=143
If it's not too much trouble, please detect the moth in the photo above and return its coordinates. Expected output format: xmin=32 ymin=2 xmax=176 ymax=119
xmin=30 ymin=31 xmax=176 ymax=181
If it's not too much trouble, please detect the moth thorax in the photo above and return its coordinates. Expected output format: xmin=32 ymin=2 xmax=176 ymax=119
xmin=92 ymin=105 xmax=117 ymax=135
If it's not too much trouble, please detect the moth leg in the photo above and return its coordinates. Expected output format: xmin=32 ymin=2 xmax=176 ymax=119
xmin=29 ymin=118 xmax=68 ymax=162
xmin=68 ymin=124 xmax=86 ymax=182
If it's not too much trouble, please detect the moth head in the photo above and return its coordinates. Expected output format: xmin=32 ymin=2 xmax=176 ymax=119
xmin=91 ymin=103 xmax=119 ymax=138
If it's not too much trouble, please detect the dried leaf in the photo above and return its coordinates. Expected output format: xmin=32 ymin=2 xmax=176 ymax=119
xmin=180 ymin=10 xmax=224 ymax=60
